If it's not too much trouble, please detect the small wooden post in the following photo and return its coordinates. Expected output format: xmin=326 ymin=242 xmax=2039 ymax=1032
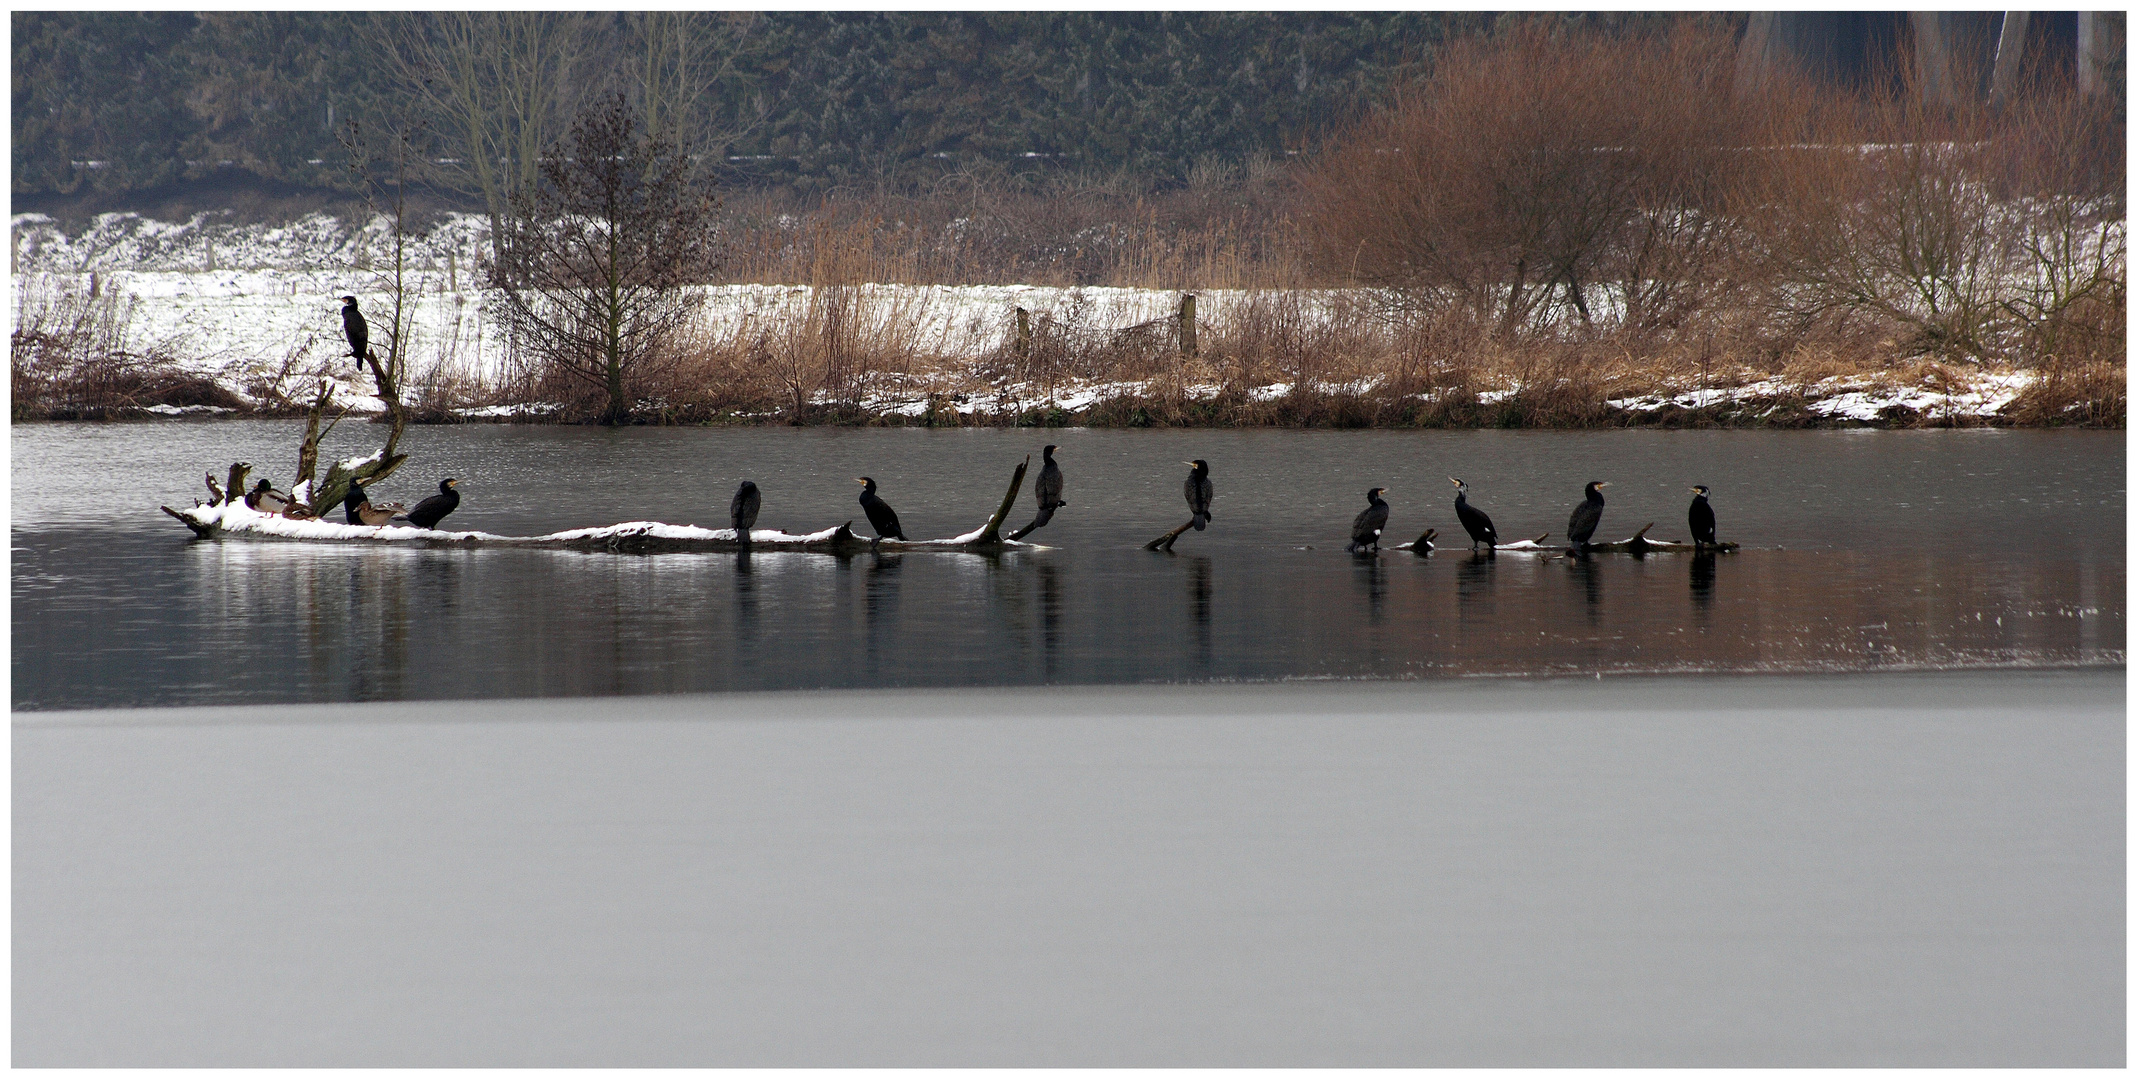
xmin=1179 ymin=293 xmax=1198 ymax=358
xmin=1015 ymin=306 xmax=1031 ymax=363
xmin=448 ymin=249 xmax=458 ymax=293
xmin=205 ymin=235 xmax=216 ymax=273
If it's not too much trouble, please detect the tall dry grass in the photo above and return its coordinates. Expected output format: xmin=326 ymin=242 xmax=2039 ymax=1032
xmin=10 ymin=275 xmax=245 ymax=419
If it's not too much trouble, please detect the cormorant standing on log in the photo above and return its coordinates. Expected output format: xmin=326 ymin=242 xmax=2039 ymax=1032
xmin=340 ymin=296 xmax=369 ymax=369
xmin=403 ymin=478 xmax=460 ymax=529
xmin=1450 ymin=477 xmax=1498 ymax=552
xmin=856 ymin=477 xmax=906 ymax=541
xmin=1566 ymin=481 xmax=1608 ymax=548
xmin=731 ymin=481 xmax=761 ymax=544
xmin=1348 ymin=487 xmax=1390 ymax=553
xmin=1183 ymin=460 xmax=1213 ymax=530
xmin=1688 ymin=485 xmax=1717 ymax=548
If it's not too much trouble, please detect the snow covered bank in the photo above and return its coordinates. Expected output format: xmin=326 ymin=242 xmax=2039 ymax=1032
xmin=14 ymin=211 xmax=2109 ymax=428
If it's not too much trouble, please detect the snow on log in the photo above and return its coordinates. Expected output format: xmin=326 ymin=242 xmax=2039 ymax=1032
xmin=162 ymin=458 xmax=1044 ymax=555
xmin=1393 ymin=528 xmax=1437 ymax=554
xmin=1574 ymin=522 xmax=1739 ymax=554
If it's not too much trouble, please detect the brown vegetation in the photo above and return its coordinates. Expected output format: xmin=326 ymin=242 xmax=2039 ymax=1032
xmin=22 ymin=19 xmax=2125 ymax=429
xmin=10 ymin=278 xmax=244 ymax=420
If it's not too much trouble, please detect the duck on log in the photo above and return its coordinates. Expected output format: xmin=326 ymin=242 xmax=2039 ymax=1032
xmin=162 ymin=458 xmax=1039 ymax=555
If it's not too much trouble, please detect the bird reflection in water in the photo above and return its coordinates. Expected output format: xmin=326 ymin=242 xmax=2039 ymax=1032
xmin=1185 ymin=554 xmax=1213 ymax=673
xmin=1037 ymin=558 xmax=1064 ymax=681
xmin=733 ymin=548 xmax=760 ymax=649
xmin=1456 ymin=552 xmax=1496 ymax=626
xmin=1355 ymin=553 xmax=1388 ymax=622
xmin=863 ymin=552 xmax=904 ymax=679
xmin=341 ymin=553 xmax=415 ymax=701
xmin=1689 ymin=550 xmax=1716 ymax=621
xmin=1567 ymin=553 xmax=1604 ymax=625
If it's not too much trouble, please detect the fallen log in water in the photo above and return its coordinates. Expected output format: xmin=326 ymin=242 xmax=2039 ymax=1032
xmin=1572 ymin=523 xmax=1739 ymax=554
xmin=1144 ymin=519 xmax=1201 ymax=552
xmin=163 ymin=459 xmax=1041 ymax=554
xmin=1393 ymin=528 xmax=1437 ymax=554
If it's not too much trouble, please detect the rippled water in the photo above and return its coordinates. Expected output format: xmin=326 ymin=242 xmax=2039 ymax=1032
xmin=12 ymin=422 xmax=2123 ymax=709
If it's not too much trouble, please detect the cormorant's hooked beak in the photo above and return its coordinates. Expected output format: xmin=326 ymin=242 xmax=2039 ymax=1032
xmin=1448 ymin=477 xmax=1463 ymax=486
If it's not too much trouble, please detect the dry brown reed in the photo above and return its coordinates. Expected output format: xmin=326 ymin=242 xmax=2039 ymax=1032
xmin=325 ymin=21 xmax=2130 ymax=428
xmin=10 ymin=275 xmax=245 ymax=420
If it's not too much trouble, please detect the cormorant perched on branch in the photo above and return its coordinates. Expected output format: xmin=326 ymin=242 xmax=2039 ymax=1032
xmin=1008 ymin=445 xmax=1066 ymax=540
xmin=1688 ymin=485 xmax=1717 ymax=548
xmin=403 ymin=478 xmax=460 ymax=529
xmin=1348 ymin=487 xmax=1390 ymax=553
xmin=1183 ymin=459 xmax=1213 ymax=530
xmin=1449 ymin=477 xmax=1498 ymax=552
xmin=856 ymin=477 xmax=906 ymax=541
xmin=1566 ymin=481 xmax=1608 ymax=547
xmin=731 ymin=481 xmax=761 ymax=544
xmin=340 ymin=296 xmax=369 ymax=369
xmin=1036 ymin=445 xmax=1065 ymax=513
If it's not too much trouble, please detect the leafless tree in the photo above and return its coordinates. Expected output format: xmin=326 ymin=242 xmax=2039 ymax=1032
xmin=368 ymin=13 xmax=601 ymax=262
xmin=623 ymin=12 xmax=759 ymax=163
xmin=489 ymin=96 xmax=722 ymax=425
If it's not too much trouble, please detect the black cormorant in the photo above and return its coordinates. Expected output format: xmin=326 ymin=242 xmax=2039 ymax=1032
xmin=403 ymin=478 xmax=461 ymax=529
xmin=731 ymin=480 xmax=761 ymax=542
xmin=1006 ymin=445 xmax=1066 ymax=540
xmin=1449 ymin=477 xmax=1498 ymax=552
xmin=1566 ymin=480 xmax=1608 ymax=547
xmin=1688 ymin=485 xmax=1717 ymax=547
xmin=1348 ymin=487 xmax=1390 ymax=553
xmin=1183 ymin=460 xmax=1213 ymax=530
xmin=341 ymin=296 xmax=369 ymax=369
xmin=1036 ymin=445 xmax=1065 ymax=512
xmin=856 ymin=477 xmax=906 ymax=541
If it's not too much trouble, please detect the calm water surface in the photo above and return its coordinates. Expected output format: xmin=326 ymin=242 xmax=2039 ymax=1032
xmin=12 ymin=422 xmax=2124 ymax=708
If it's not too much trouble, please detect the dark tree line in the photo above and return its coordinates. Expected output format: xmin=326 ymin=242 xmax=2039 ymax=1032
xmin=13 ymin=12 xmax=1496 ymax=199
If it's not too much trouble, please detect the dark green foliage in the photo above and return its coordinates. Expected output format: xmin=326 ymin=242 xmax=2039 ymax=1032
xmin=13 ymin=12 xmax=1470 ymax=198
xmin=13 ymin=13 xmax=203 ymax=194
xmin=727 ymin=13 xmax=1464 ymax=188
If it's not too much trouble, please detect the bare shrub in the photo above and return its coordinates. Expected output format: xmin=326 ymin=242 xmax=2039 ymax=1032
xmin=1301 ymin=18 xmax=1759 ymax=342
xmin=490 ymin=95 xmax=721 ymax=424
xmin=10 ymin=276 xmax=241 ymax=419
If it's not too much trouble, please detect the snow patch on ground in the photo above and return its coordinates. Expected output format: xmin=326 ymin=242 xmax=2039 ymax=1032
xmin=1606 ymin=372 xmax=2036 ymax=420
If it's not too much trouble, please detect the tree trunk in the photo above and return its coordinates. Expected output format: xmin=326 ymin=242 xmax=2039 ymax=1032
xmin=1988 ymin=12 xmax=2029 ymax=111
xmin=1500 ymin=259 xmax=1529 ymax=341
